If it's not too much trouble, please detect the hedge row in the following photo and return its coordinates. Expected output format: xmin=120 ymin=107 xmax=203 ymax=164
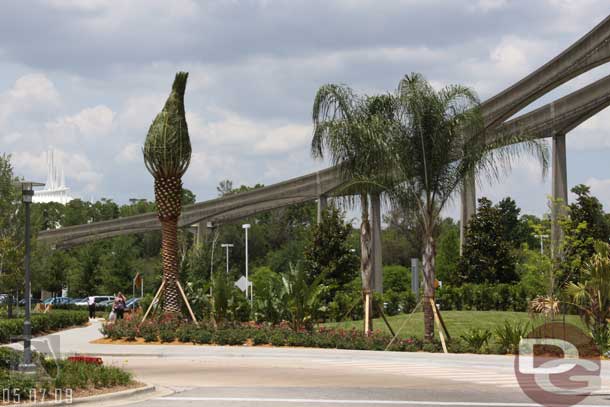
xmin=0 ymin=311 xmax=89 ymax=344
xmin=437 ymin=283 xmax=535 ymax=312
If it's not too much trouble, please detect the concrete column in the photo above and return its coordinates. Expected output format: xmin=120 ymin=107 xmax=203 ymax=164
xmin=371 ymin=193 xmax=383 ymax=293
xmin=196 ymin=221 xmax=207 ymax=247
xmin=411 ymin=258 xmax=419 ymax=300
xmin=316 ymin=195 xmax=328 ymax=224
xmin=459 ymin=173 xmax=476 ymax=254
xmin=551 ymin=133 xmax=568 ymax=260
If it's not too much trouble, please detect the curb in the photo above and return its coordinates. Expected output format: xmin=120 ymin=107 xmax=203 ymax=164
xmin=7 ymin=384 xmax=156 ymax=407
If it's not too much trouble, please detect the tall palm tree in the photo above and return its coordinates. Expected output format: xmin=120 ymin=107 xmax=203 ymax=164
xmin=311 ymin=85 xmax=394 ymax=333
xmin=143 ymin=72 xmax=192 ymax=313
xmin=389 ymin=73 xmax=547 ymax=341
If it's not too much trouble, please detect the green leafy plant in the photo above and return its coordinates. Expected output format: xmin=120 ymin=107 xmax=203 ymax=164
xmin=460 ymin=328 xmax=492 ymax=352
xmin=565 ymin=240 xmax=610 ymax=353
xmin=281 ymin=263 xmax=326 ymax=331
xmin=494 ymin=320 xmax=530 ymax=354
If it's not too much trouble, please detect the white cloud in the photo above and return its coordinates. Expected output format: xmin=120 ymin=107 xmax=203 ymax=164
xmin=117 ymin=143 xmax=141 ymax=163
xmin=45 ymin=105 xmax=115 ymax=143
xmin=0 ymin=74 xmax=60 ymax=124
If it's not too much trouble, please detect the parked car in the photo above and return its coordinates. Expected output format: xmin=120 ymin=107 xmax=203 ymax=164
xmin=97 ymin=299 xmax=114 ymax=308
xmin=69 ymin=297 xmax=85 ymax=305
xmin=125 ymin=297 xmax=141 ymax=311
xmin=42 ymin=297 xmax=71 ymax=306
xmin=73 ymin=296 xmax=114 ymax=306
xmin=18 ymin=298 xmax=42 ymax=306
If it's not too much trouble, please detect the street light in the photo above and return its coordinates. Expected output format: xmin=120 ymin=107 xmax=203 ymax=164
xmin=221 ymin=243 xmax=234 ymax=275
xmin=16 ymin=181 xmax=44 ymax=372
xmin=207 ymin=222 xmax=218 ymax=294
xmin=533 ymin=233 xmax=549 ymax=255
xmin=242 ymin=224 xmax=251 ymax=304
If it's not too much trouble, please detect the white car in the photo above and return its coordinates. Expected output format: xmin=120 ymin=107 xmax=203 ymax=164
xmin=74 ymin=296 xmax=114 ymax=306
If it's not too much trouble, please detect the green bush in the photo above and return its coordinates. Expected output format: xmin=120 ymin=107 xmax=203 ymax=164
xmin=495 ymin=320 xmax=530 ymax=354
xmin=138 ymin=322 xmax=158 ymax=342
xmin=159 ymin=329 xmax=175 ymax=343
xmin=177 ymin=325 xmax=198 ymax=343
xmin=460 ymin=328 xmax=492 ymax=352
xmin=192 ymin=329 xmax=213 ymax=345
xmin=437 ymin=283 xmax=540 ymax=312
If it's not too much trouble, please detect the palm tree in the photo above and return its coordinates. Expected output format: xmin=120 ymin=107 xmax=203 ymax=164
xmin=143 ymin=72 xmax=192 ymax=314
xmin=389 ymin=73 xmax=547 ymax=341
xmin=311 ymin=85 xmax=394 ymax=333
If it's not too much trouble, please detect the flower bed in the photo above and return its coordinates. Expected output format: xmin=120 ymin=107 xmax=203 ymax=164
xmin=0 ymin=347 xmax=133 ymax=403
xmin=0 ymin=311 xmax=89 ymax=344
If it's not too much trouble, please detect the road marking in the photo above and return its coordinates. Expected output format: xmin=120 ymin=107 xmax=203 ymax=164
xmin=156 ymin=396 xmax=605 ymax=406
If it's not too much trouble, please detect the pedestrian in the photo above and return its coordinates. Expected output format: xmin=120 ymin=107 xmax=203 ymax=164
xmin=87 ymin=295 xmax=96 ymax=319
xmin=113 ymin=292 xmax=126 ymax=320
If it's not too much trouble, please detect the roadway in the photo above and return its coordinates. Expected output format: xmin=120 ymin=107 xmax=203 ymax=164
xmin=9 ymin=321 xmax=610 ymax=406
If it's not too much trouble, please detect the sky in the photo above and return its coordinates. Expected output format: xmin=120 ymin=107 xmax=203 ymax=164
xmin=2 ymin=0 xmax=610 ymax=221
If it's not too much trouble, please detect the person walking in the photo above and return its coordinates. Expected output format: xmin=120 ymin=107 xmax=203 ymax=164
xmin=87 ymin=295 xmax=96 ymax=319
xmin=113 ymin=292 xmax=126 ymax=320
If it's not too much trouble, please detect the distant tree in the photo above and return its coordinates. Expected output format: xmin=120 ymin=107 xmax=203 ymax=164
xmin=458 ymin=197 xmax=518 ymax=284
xmin=560 ymin=184 xmax=610 ymax=283
xmin=303 ymin=206 xmax=359 ymax=301
xmin=435 ymin=219 xmax=460 ymax=284
xmin=216 ymin=180 xmax=233 ymax=197
xmin=98 ymin=236 xmax=138 ymax=295
xmin=181 ymin=188 xmax=196 ymax=205
xmin=497 ymin=197 xmax=531 ymax=248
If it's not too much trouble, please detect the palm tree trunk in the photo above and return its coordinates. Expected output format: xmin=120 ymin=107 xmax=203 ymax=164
xmin=422 ymin=233 xmax=436 ymax=342
xmin=360 ymin=193 xmax=374 ymax=333
xmin=161 ymin=218 xmax=181 ymax=313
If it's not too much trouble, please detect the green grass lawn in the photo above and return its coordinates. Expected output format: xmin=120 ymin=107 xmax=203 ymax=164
xmin=322 ymin=310 xmax=587 ymax=340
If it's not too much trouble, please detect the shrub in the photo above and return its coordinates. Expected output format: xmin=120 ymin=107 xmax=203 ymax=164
xmin=177 ymin=325 xmax=198 ymax=343
xmin=0 ymin=311 xmax=89 ymax=344
xmin=495 ymin=320 xmax=530 ymax=354
xmin=138 ymin=322 xmax=158 ymax=343
xmin=192 ymin=329 xmax=213 ymax=345
xmin=460 ymin=328 xmax=492 ymax=352
xmin=159 ymin=329 xmax=176 ymax=343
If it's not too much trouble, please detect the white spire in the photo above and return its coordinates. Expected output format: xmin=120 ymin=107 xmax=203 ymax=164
xmin=33 ymin=147 xmax=74 ymax=205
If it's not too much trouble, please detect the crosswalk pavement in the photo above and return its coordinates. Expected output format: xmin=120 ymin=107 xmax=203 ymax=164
xmin=318 ymin=359 xmax=608 ymax=392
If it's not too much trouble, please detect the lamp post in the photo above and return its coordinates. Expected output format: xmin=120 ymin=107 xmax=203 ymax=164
xmin=17 ymin=181 xmax=44 ymax=372
xmin=242 ymin=224 xmax=251 ymax=303
xmin=221 ymin=243 xmax=234 ymax=275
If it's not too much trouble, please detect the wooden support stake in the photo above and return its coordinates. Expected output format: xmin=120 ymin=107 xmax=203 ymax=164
xmin=434 ymin=301 xmax=451 ymax=341
xmin=364 ymin=293 xmax=370 ymax=334
xmin=141 ymin=279 xmax=165 ymax=324
xmin=177 ymin=280 xmax=199 ymax=326
xmin=374 ymin=299 xmax=395 ymax=337
xmin=430 ymin=297 xmax=448 ymax=354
